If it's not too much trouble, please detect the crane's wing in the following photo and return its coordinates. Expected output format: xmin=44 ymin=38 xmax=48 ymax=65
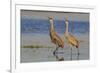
xmin=67 ymin=33 xmax=79 ymax=47
xmin=50 ymin=31 xmax=64 ymax=46
xmin=55 ymin=33 xmax=64 ymax=41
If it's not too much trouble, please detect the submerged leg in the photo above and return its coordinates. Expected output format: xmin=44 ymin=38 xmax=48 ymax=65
xmin=54 ymin=49 xmax=64 ymax=61
xmin=77 ymin=48 xmax=80 ymax=60
xmin=70 ymin=47 xmax=72 ymax=60
xmin=53 ymin=46 xmax=59 ymax=56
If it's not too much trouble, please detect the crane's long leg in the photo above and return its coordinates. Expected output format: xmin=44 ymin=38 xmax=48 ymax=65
xmin=70 ymin=47 xmax=72 ymax=60
xmin=77 ymin=48 xmax=80 ymax=60
xmin=54 ymin=46 xmax=64 ymax=61
xmin=53 ymin=46 xmax=59 ymax=56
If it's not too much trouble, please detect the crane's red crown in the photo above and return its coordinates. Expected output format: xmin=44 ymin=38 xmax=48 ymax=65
xmin=48 ymin=17 xmax=53 ymax=20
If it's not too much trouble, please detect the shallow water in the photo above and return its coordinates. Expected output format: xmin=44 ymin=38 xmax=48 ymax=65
xmin=21 ymin=43 xmax=89 ymax=63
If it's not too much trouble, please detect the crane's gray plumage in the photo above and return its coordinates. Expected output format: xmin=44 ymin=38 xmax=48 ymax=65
xmin=49 ymin=17 xmax=64 ymax=55
xmin=64 ymin=17 xmax=79 ymax=60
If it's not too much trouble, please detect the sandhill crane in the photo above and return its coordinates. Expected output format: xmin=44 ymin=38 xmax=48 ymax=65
xmin=64 ymin=18 xmax=80 ymax=60
xmin=48 ymin=17 xmax=64 ymax=56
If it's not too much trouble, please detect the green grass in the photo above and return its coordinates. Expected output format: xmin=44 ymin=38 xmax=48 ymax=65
xmin=21 ymin=45 xmax=52 ymax=49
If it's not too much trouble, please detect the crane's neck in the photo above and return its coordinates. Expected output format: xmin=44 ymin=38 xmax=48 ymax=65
xmin=49 ymin=19 xmax=55 ymax=31
xmin=65 ymin=21 xmax=69 ymax=35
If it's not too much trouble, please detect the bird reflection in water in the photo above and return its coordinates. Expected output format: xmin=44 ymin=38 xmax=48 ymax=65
xmin=54 ymin=51 xmax=64 ymax=61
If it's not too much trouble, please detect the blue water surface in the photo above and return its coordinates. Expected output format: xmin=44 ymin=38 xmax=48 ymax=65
xmin=21 ymin=18 xmax=89 ymax=35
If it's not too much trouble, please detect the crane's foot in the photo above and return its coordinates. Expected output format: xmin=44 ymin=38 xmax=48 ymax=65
xmin=58 ymin=57 xmax=64 ymax=61
xmin=53 ymin=51 xmax=56 ymax=56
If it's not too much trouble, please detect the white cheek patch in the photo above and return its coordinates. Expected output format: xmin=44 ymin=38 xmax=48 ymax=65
xmin=66 ymin=22 xmax=68 ymax=24
xmin=50 ymin=19 xmax=53 ymax=21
